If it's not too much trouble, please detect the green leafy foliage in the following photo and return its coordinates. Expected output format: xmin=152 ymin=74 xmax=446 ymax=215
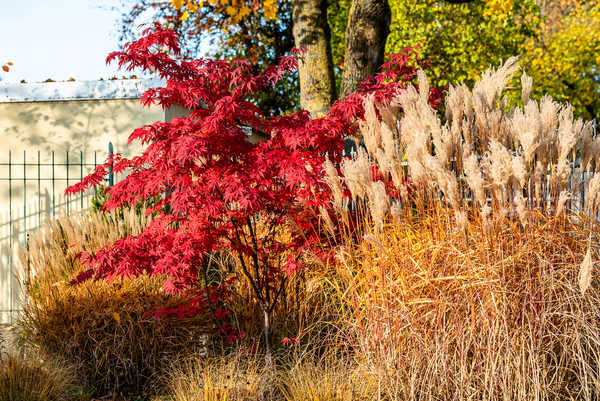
xmin=329 ymin=0 xmax=539 ymax=89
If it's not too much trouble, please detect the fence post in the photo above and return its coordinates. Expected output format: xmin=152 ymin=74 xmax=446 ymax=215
xmin=66 ymin=150 xmax=69 ymax=216
xmin=108 ymin=142 xmax=114 ymax=187
xmin=8 ymin=151 xmax=12 ymax=324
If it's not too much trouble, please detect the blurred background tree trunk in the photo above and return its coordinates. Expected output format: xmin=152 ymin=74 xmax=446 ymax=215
xmin=291 ymin=0 xmax=337 ymax=117
xmin=340 ymin=0 xmax=391 ymax=98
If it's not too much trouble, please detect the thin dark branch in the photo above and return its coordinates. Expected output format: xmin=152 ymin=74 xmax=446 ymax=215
xmin=269 ymin=276 xmax=287 ymax=314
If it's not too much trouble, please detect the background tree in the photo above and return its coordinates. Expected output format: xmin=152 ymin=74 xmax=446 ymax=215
xmin=117 ymin=0 xmax=299 ymax=114
xmin=339 ymin=0 xmax=391 ymax=98
xmin=288 ymin=0 xmax=479 ymax=113
xmin=291 ymin=0 xmax=337 ymax=116
xmin=330 ymin=0 xmax=539 ymax=89
xmin=330 ymin=0 xmax=599 ymax=120
xmin=116 ymin=0 xmax=600 ymax=119
xmin=524 ymin=0 xmax=600 ymax=121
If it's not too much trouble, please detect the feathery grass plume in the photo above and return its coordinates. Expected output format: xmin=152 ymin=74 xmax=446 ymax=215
xmin=538 ymin=95 xmax=560 ymax=165
xmin=417 ymin=69 xmax=429 ymax=102
xmin=446 ymin=83 xmax=475 ymax=156
xmin=381 ymin=123 xmax=398 ymax=167
xmin=378 ymin=101 xmax=400 ymax=139
xmin=581 ymin=121 xmax=596 ymax=171
xmin=532 ymin=160 xmax=545 ymax=208
xmin=472 ymin=57 xmax=519 ymax=145
xmin=514 ymin=191 xmax=528 ymax=226
xmin=512 ymin=102 xmax=542 ymax=166
xmin=511 ymin=154 xmax=527 ymax=189
xmin=323 ymin=158 xmax=344 ymax=213
xmin=455 ymin=210 xmax=468 ymax=231
xmin=521 ymin=72 xmax=533 ymax=105
xmin=445 ymin=84 xmax=464 ymax=125
xmin=579 ymin=239 xmax=594 ymax=295
xmin=556 ymin=190 xmax=573 ymax=217
xmin=319 ymin=205 xmax=336 ymax=237
xmin=473 ymin=56 xmax=520 ymax=111
xmin=424 ymin=154 xmax=461 ymax=212
xmin=557 ymin=105 xmax=582 ymax=165
xmin=390 ymin=160 xmax=409 ymax=201
xmin=585 ymin=173 xmax=600 ymax=214
xmin=375 ymin=148 xmax=390 ymax=178
xmin=367 ymin=181 xmax=389 ymax=232
xmin=554 ymin=159 xmax=572 ymax=192
xmin=341 ymin=148 xmax=372 ymax=200
xmin=360 ymin=95 xmax=382 ymax=158
xmin=482 ymin=140 xmax=513 ymax=204
xmin=463 ymin=153 xmax=487 ymax=209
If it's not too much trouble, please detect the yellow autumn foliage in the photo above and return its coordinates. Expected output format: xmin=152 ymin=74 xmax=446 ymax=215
xmin=523 ymin=0 xmax=600 ymax=120
xmin=173 ymin=0 xmax=278 ymax=23
xmin=484 ymin=0 xmax=513 ymax=16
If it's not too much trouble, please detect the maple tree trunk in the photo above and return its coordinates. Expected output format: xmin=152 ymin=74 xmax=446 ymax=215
xmin=262 ymin=304 xmax=273 ymax=365
xmin=291 ymin=0 xmax=337 ymax=117
xmin=340 ymin=0 xmax=391 ymax=99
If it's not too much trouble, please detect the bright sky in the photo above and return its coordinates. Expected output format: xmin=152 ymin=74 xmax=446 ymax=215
xmin=0 ymin=0 xmax=147 ymax=83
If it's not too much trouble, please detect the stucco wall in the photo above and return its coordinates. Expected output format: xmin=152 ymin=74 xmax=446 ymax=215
xmin=0 ymin=94 xmax=166 ymax=323
xmin=0 ymin=97 xmax=165 ymax=217
xmin=0 ymin=98 xmax=164 ymax=156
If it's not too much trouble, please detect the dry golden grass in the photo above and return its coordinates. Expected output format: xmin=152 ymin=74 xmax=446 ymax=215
xmin=331 ymin=210 xmax=600 ymax=400
xmin=0 ymin=354 xmax=77 ymax=401
xmin=279 ymin=356 xmax=376 ymax=401
xmin=163 ymin=352 xmax=272 ymax=401
xmin=316 ymin=60 xmax=600 ymax=399
xmin=18 ymin=210 xmax=213 ymax=397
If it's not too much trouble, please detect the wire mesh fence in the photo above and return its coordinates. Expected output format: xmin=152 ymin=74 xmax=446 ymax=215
xmin=0 ymin=143 xmax=118 ymax=323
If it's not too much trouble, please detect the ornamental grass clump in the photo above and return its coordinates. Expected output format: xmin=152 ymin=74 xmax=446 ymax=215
xmin=333 ymin=212 xmax=600 ymax=400
xmin=320 ymin=58 xmax=600 ymax=400
xmin=0 ymin=354 xmax=77 ymax=401
xmin=19 ymin=210 xmax=213 ymax=397
xmin=164 ymin=353 xmax=271 ymax=401
xmin=279 ymin=355 xmax=376 ymax=401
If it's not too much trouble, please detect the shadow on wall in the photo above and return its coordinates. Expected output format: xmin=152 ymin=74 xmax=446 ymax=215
xmin=0 ymin=98 xmax=164 ymax=156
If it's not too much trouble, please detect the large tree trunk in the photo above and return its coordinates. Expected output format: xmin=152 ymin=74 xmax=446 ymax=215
xmin=340 ymin=0 xmax=391 ymax=98
xmin=291 ymin=0 xmax=336 ymax=117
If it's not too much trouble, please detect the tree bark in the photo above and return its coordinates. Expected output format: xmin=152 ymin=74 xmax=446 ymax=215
xmin=291 ymin=0 xmax=337 ymax=117
xmin=340 ymin=0 xmax=392 ymax=99
xmin=262 ymin=304 xmax=273 ymax=366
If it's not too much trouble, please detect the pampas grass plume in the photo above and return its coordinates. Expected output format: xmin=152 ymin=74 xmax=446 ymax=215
xmin=579 ymin=240 xmax=594 ymax=295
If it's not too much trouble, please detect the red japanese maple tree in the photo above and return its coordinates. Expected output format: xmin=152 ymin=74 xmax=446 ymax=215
xmin=66 ymin=22 xmax=430 ymax=359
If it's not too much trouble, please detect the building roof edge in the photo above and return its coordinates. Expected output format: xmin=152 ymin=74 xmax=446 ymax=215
xmin=0 ymin=78 xmax=166 ymax=103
